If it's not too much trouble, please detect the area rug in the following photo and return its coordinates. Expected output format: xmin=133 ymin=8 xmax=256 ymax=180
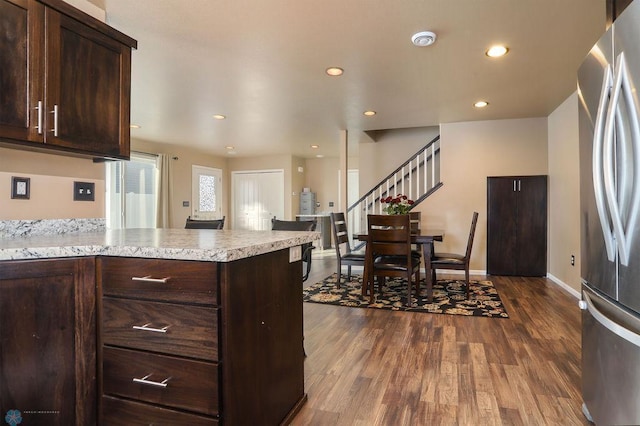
xmin=303 ymin=273 xmax=508 ymax=318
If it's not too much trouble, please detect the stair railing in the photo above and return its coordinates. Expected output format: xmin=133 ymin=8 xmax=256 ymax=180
xmin=346 ymin=135 xmax=442 ymax=240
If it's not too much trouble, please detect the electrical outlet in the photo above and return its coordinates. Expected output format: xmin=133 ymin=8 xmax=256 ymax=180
xmin=571 ymin=255 xmax=575 ymax=266
xmin=73 ymin=181 xmax=95 ymax=201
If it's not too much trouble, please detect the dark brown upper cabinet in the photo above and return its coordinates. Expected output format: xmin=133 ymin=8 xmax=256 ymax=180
xmin=0 ymin=0 xmax=137 ymax=159
xmin=607 ymin=0 xmax=635 ymax=28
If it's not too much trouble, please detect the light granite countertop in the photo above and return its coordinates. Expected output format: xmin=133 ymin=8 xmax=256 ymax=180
xmin=0 ymin=228 xmax=320 ymax=262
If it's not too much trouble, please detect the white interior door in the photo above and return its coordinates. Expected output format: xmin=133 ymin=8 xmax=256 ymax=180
xmin=192 ymin=165 xmax=223 ymax=219
xmin=232 ymin=170 xmax=284 ymax=230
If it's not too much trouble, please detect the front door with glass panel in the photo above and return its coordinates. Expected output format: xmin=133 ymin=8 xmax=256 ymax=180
xmin=192 ymin=166 xmax=223 ymax=220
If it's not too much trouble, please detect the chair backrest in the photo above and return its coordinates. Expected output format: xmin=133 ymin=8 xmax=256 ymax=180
xmin=271 ymin=218 xmax=317 ymax=232
xmin=367 ymin=214 xmax=412 ymax=258
xmin=185 ymin=216 xmax=225 ymax=229
xmin=330 ymin=212 xmax=352 ymax=255
xmin=465 ymin=212 xmax=480 ymax=260
xmin=409 ymin=211 xmax=421 ymax=235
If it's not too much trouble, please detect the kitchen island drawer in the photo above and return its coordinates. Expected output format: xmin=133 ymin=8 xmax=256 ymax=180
xmin=99 ymin=257 xmax=217 ymax=305
xmin=103 ymin=346 xmax=219 ymax=416
xmin=102 ymin=395 xmax=218 ymax=425
xmin=102 ymin=297 xmax=218 ymax=361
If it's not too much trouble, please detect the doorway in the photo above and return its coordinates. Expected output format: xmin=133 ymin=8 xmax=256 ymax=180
xmin=232 ymin=170 xmax=285 ymax=230
xmin=191 ymin=165 xmax=223 ymax=220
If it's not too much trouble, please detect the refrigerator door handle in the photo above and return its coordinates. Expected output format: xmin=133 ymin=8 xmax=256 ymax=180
xmin=583 ymin=290 xmax=640 ymax=348
xmin=593 ymin=64 xmax=617 ymax=262
xmin=603 ymin=52 xmax=640 ymax=266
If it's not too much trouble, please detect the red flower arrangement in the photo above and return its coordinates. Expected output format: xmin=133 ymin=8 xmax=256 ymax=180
xmin=381 ymin=194 xmax=415 ymax=215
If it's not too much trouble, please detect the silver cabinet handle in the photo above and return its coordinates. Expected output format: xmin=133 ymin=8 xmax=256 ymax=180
xmin=50 ymin=104 xmax=58 ymax=137
xmin=132 ymin=374 xmax=170 ymax=388
xmin=35 ymin=101 xmax=43 ymax=134
xmin=131 ymin=275 xmax=170 ymax=283
xmin=582 ymin=291 xmax=640 ymax=348
xmin=513 ymin=180 xmax=516 ymax=192
xmin=132 ymin=323 xmax=170 ymax=333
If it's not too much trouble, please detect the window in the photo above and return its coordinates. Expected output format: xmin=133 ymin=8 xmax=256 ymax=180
xmin=106 ymin=153 xmax=158 ymax=229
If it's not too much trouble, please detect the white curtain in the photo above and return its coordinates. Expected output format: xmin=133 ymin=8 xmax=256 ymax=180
xmin=156 ymin=153 xmax=172 ymax=228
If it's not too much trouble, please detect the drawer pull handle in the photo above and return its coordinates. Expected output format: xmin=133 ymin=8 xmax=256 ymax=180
xmin=132 ymin=374 xmax=170 ymax=388
xmin=131 ymin=275 xmax=171 ymax=283
xmin=132 ymin=323 xmax=170 ymax=333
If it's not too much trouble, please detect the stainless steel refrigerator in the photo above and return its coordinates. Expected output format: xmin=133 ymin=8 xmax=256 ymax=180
xmin=578 ymin=1 xmax=640 ymax=423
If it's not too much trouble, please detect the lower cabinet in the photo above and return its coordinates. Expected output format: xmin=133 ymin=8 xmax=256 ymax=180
xmin=97 ymin=250 xmax=305 ymax=425
xmin=0 ymin=257 xmax=96 ymax=426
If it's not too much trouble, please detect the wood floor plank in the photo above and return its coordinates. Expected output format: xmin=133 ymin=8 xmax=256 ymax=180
xmin=292 ymin=256 xmax=589 ymax=425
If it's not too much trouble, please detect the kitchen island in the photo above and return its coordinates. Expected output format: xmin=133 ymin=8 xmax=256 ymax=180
xmin=0 ymin=228 xmax=318 ymax=425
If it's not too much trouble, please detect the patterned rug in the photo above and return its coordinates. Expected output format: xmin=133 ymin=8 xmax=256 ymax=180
xmin=303 ymin=273 xmax=509 ymax=318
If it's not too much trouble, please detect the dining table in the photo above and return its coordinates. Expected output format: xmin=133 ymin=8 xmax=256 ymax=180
xmin=357 ymin=229 xmax=444 ymax=304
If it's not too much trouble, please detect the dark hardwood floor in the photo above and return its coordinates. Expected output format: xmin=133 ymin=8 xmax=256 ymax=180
xmin=293 ymin=254 xmax=588 ymax=425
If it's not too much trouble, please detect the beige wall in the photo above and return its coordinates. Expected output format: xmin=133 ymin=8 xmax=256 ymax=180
xmin=304 ymin=157 xmax=340 ymax=215
xmin=131 ymin=139 xmax=228 ymax=229
xmin=418 ymin=118 xmax=549 ymax=272
xmin=548 ymin=93 xmax=581 ymax=291
xmin=0 ymin=147 xmax=105 ymax=220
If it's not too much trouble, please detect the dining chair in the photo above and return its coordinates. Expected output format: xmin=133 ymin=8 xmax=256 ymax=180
xmin=330 ymin=212 xmax=365 ymax=287
xmin=185 ymin=216 xmax=225 ymax=229
xmin=365 ymin=214 xmax=421 ymax=305
xmin=430 ymin=211 xmax=479 ymax=299
xmin=271 ymin=218 xmax=317 ymax=282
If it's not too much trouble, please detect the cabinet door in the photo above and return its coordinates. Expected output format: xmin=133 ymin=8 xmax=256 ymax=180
xmin=45 ymin=8 xmax=131 ymax=158
xmin=515 ymin=176 xmax=547 ymax=276
xmin=0 ymin=258 xmax=96 ymax=426
xmin=487 ymin=177 xmax=519 ymax=275
xmin=0 ymin=0 xmax=44 ymax=142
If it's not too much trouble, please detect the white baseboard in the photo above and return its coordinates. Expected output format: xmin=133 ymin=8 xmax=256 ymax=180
xmin=546 ymin=273 xmax=581 ymax=299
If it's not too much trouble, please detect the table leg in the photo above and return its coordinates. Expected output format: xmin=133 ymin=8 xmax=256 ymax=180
xmin=422 ymin=241 xmax=434 ymax=303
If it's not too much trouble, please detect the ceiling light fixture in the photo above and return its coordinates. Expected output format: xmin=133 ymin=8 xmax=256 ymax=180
xmin=363 ymin=110 xmax=376 ymax=116
xmin=326 ymin=67 xmax=344 ymax=76
xmin=411 ymin=31 xmax=437 ymax=47
xmin=486 ymin=45 xmax=509 ymax=57
xmin=129 ymin=124 xmax=141 ymax=129
xmin=310 ymin=144 xmax=319 ymax=149
xmin=474 ymin=101 xmax=489 ymax=108
xmin=225 ymin=146 xmax=234 ymax=150
xmin=213 ymin=114 xmax=226 ymax=120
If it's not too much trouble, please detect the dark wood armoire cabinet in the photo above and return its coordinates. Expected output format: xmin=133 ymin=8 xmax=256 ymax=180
xmin=487 ymin=175 xmax=548 ymax=276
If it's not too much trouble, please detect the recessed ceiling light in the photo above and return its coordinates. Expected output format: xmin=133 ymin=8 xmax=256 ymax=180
xmin=474 ymin=101 xmax=489 ymax=108
xmin=363 ymin=110 xmax=376 ymax=116
xmin=213 ymin=114 xmax=226 ymax=120
xmin=225 ymin=146 xmax=234 ymax=150
xmin=486 ymin=45 xmax=509 ymax=57
xmin=316 ymin=154 xmax=324 ymax=158
xmin=130 ymin=124 xmax=141 ymax=129
xmin=411 ymin=31 xmax=437 ymax=47
xmin=326 ymin=67 xmax=344 ymax=76
xmin=310 ymin=145 xmax=319 ymax=149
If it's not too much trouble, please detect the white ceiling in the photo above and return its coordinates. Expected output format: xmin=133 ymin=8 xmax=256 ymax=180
xmin=103 ymin=0 xmax=605 ymax=159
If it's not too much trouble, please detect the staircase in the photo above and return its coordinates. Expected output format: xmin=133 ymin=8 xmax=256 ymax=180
xmin=346 ymin=135 xmax=442 ymax=237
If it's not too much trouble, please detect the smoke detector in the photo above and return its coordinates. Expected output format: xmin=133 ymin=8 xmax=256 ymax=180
xmin=411 ymin=31 xmax=437 ymax=47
